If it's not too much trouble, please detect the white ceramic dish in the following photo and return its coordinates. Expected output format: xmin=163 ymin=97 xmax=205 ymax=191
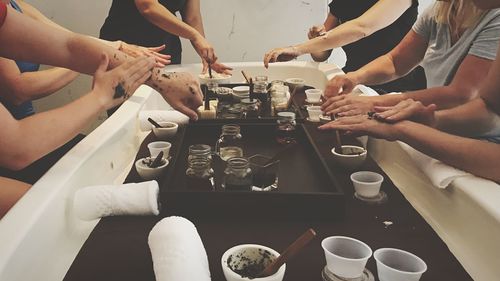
xmin=199 ymin=73 xmax=232 ymax=84
xmin=350 ymin=171 xmax=384 ymax=198
xmin=221 ymin=244 xmax=286 ymax=281
xmin=152 ymin=121 xmax=178 ymax=140
xmin=322 ymin=236 xmax=372 ymax=279
xmin=331 ymin=145 xmax=367 ymax=170
xmin=135 ymin=157 xmax=169 ymax=181
xmin=374 ymin=248 xmax=427 ymax=281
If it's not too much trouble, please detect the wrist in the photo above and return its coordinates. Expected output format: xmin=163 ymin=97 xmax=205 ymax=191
xmin=88 ymin=89 xmax=108 ymax=112
xmin=392 ymin=120 xmax=414 ymax=142
xmin=345 ymin=72 xmax=361 ymax=86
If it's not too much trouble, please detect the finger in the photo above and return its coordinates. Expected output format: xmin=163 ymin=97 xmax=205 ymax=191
xmin=271 ymin=51 xmax=281 ymax=63
xmin=95 ymin=53 xmax=110 ymax=75
xmin=202 ymin=60 xmax=208 ymax=74
xmin=148 ymin=44 xmax=166 ymax=52
xmin=337 ymin=108 xmax=363 ymax=117
xmin=129 ymin=70 xmax=152 ymax=94
xmin=263 ymin=52 xmax=272 ymax=68
xmin=321 ymin=95 xmax=345 ymax=111
xmin=123 ymin=57 xmax=155 ymax=83
xmin=332 ymin=104 xmax=355 ymax=115
xmin=175 ymin=102 xmax=199 ymax=121
xmin=373 ymin=105 xmax=395 ymax=113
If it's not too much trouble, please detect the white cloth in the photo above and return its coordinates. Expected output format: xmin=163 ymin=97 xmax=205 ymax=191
xmin=148 ymin=216 xmax=211 ymax=281
xmin=139 ymin=110 xmax=189 ymax=131
xmin=399 ymin=142 xmax=470 ymax=189
xmin=73 ymin=181 xmax=160 ymax=221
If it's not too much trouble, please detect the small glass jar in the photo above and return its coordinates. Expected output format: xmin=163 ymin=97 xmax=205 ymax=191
xmin=222 ymin=157 xmax=253 ymax=190
xmin=276 ymin=112 xmax=297 ymax=144
xmin=206 ymin=81 xmax=219 ymax=93
xmin=241 ymin=98 xmax=261 ymax=118
xmin=254 ymin=75 xmax=268 ymax=94
xmin=186 ymin=144 xmax=214 ymax=179
xmin=215 ymin=124 xmax=244 ymax=161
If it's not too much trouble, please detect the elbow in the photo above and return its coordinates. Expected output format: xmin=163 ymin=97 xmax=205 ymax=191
xmin=451 ymin=85 xmax=479 ymax=104
xmin=3 ymin=156 xmax=33 ymax=171
xmin=136 ymin=2 xmax=155 ymax=18
xmin=1 ymin=84 xmax=31 ymax=106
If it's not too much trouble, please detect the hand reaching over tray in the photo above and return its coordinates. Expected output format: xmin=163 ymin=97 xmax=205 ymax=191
xmin=146 ymin=69 xmax=203 ymax=120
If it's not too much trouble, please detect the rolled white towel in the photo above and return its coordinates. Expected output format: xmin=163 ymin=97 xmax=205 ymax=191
xmin=139 ymin=110 xmax=189 ymax=131
xmin=148 ymin=216 xmax=211 ymax=281
xmin=74 ymin=181 xmax=160 ymax=221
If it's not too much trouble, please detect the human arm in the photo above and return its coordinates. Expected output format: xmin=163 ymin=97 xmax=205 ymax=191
xmin=0 ymin=177 xmax=30 ymax=219
xmin=0 ymin=57 xmax=78 ymax=105
xmin=264 ymin=0 xmax=413 ymax=67
xmin=308 ymin=14 xmax=338 ymax=62
xmin=318 ymin=116 xmax=500 ymax=183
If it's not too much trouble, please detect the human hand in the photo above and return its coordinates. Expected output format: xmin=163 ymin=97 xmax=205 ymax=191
xmin=263 ymin=46 xmax=302 ymax=68
xmin=321 ymin=94 xmax=376 ymax=117
xmin=373 ymin=99 xmax=437 ymax=126
xmin=191 ymin=35 xmax=216 ymax=64
xmin=308 ymin=25 xmax=326 ymax=39
xmin=318 ymin=114 xmax=401 ymax=141
xmin=118 ymin=42 xmax=171 ymax=68
xmin=91 ymin=54 xmax=155 ymax=110
xmin=150 ymin=70 xmax=203 ymax=120
xmin=324 ymin=74 xmax=357 ymax=98
xmin=202 ymin=59 xmax=233 ymax=75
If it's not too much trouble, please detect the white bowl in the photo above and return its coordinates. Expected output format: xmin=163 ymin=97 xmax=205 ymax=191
xmin=374 ymin=248 xmax=427 ymax=281
xmin=135 ymin=157 xmax=169 ymax=180
xmin=285 ymin=78 xmax=305 ymax=92
xmin=198 ymin=73 xmax=232 ymax=84
xmin=307 ymin=106 xmax=323 ymax=122
xmin=221 ymin=244 xmax=286 ymax=281
xmin=331 ymin=145 xmax=367 ymax=170
xmin=233 ymin=86 xmax=250 ymax=95
xmin=152 ymin=122 xmax=178 ymax=140
xmin=350 ymin=171 xmax=383 ymax=198
xmin=147 ymin=141 xmax=172 ymax=158
xmin=322 ymin=236 xmax=372 ymax=279
xmin=305 ymin=89 xmax=323 ymax=103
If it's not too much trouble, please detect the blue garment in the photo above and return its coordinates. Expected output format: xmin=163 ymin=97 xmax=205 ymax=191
xmin=1 ymin=0 xmax=39 ymax=119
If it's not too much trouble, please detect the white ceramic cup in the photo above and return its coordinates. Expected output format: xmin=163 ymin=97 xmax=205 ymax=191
xmin=374 ymin=248 xmax=427 ymax=281
xmin=147 ymin=141 xmax=172 ymax=158
xmin=305 ymin=89 xmax=323 ymax=103
xmin=350 ymin=171 xmax=384 ymax=198
xmin=152 ymin=122 xmax=178 ymax=140
xmin=221 ymin=244 xmax=286 ymax=281
xmin=135 ymin=157 xmax=169 ymax=181
xmin=307 ymin=106 xmax=323 ymax=122
xmin=321 ymin=236 xmax=372 ymax=279
xmin=285 ymin=78 xmax=305 ymax=92
xmin=330 ymin=145 xmax=367 ymax=170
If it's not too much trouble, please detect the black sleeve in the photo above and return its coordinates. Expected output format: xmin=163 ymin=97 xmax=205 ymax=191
xmin=328 ymin=0 xmax=342 ymax=18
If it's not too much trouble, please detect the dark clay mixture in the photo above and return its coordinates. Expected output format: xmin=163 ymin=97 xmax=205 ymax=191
xmin=227 ymin=249 xmax=274 ymax=279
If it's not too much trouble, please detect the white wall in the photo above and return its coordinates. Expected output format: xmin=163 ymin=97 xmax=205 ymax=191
xmin=27 ymin=0 xmax=433 ymax=132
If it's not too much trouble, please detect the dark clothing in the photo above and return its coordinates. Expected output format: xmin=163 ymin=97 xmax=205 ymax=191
xmin=1 ymin=0 xmax=39 ymax=119
xmin=100 ymin=0 xmax=186 ymax=64
xmin=0 ymin=134 xmax=85 ymax=184
xmin=329 ymin=0 xmax=426 ymax=92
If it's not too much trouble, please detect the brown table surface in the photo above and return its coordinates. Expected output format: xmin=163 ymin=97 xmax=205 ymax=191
xmin=64 ymin=90 xmax=472 ymax=281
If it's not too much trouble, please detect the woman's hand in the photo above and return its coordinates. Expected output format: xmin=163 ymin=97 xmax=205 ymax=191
xmin=308 ymin=25 xmax=327 ymax=39
xmin=118 ymin=42 xmax=171 ymax=68
xmin=321 ymin=94 xmax=376 ymax=117
xmin=318 ymin=114 xmax=401 ymax=141
xmin=191 ymin=35 xmax=216 ymax=64
xmin=263 ymin=46 xmax=302 ymax=68
xmin=150 ymin=70 xmax=203 ymax=120
xmin=324 ymin=74 xmax=358 ymax=98
xmin=373 ymin=99 xmax=437 ymax=126
xmin=202 ymin=60 xmax=233 ymax=75
xmin=91 ymin=54 xmax=155 ymax=110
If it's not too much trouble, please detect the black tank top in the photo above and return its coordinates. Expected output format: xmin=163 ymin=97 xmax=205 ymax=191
xmin=100 ymin=0 xmax=186 ymax=64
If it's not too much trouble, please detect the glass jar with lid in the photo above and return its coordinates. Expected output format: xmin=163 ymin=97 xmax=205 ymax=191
xmin=276 ymin=112 xmax=297 ymax=144
xmin=186 ymin=144 xmax=214 ymax=189
xmin=215 ymin=124 xmax=244 ymax=161
xmin=222 ymin=157 xmax=253 ymax=190
xmin=241 ymin=98 xmax=261 ymax=118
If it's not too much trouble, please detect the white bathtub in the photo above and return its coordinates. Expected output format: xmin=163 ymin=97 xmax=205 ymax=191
xmin=0 ymin=61 xmax=497 ymax=281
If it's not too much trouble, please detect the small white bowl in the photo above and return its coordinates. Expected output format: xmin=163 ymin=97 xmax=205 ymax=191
xmin=198 ymin=73 xmax=232 ymax=84
xmin=322 ymin=236 xmax=372 ymax=279
xmin=307 ymin=106 xmax=323 ymax=122
xmin=350 ymin=171 xmax=383 ymax=198
xmin=135 ymin=157 xmax=169 ymax=180
xmin=147 ymin=141 xmax=172 ymax=158
xmin=152 ymin=122 xmax=178 ymax=140
xmin=285 ymin=78 xmax=305 ymax=92
xmin=305 ymin=89 xmax=323 ymax=104
xmin=374 ymin=248 xmax=427 ymax=281
xmin=331 ymin=145 xmax=367 ymax=170
xmin=233 ymin=86 xmax=250 ymax=95
xmin=221 ymin=244 xmax=286 ymax=281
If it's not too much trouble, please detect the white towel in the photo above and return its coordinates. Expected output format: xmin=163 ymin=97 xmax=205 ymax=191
xmin=399 ymin=142 xmax=470 ymax=189
xmin=73 ymin=181 xmax=160 ymax=221
xmin=148 ymin=216 xmax=211 ymax=281
xmin=139 ymin=110 xmax=189 ymax=131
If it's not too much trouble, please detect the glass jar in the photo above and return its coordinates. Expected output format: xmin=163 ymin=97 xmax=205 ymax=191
xmin=222 ymin=157 xmax=253 ymax=190
xmin=186 ymin=144 xmax=214 ymax=179
xmin=215 ymin=124 xmax=244 ymax=161
xmin=254 ymin=75 xmax=268 ymax=94
xmin=276 ymin=112 xmax=297 ymax=144
xmin=241 ymin=98 xmax=261 ymax=118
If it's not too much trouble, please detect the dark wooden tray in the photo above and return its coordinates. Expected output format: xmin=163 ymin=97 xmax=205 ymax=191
xmin=160 ymin=122 xmax=345 ymax=220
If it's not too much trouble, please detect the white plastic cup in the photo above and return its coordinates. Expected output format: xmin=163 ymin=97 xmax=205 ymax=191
xmin=321 ymin=236 xmax=372 ymax=279
xmin=307 ymin=106 xmax=323 ymax=122
xmin=374 ymin=248 xmax=427 ymax=281
xmin=147 ymin=141 xmax=172 ymax=158
xmin=350 ymin=171 xmax=384 ymax=198
xmin=305 ymin=89 xmax=323 ymax=103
